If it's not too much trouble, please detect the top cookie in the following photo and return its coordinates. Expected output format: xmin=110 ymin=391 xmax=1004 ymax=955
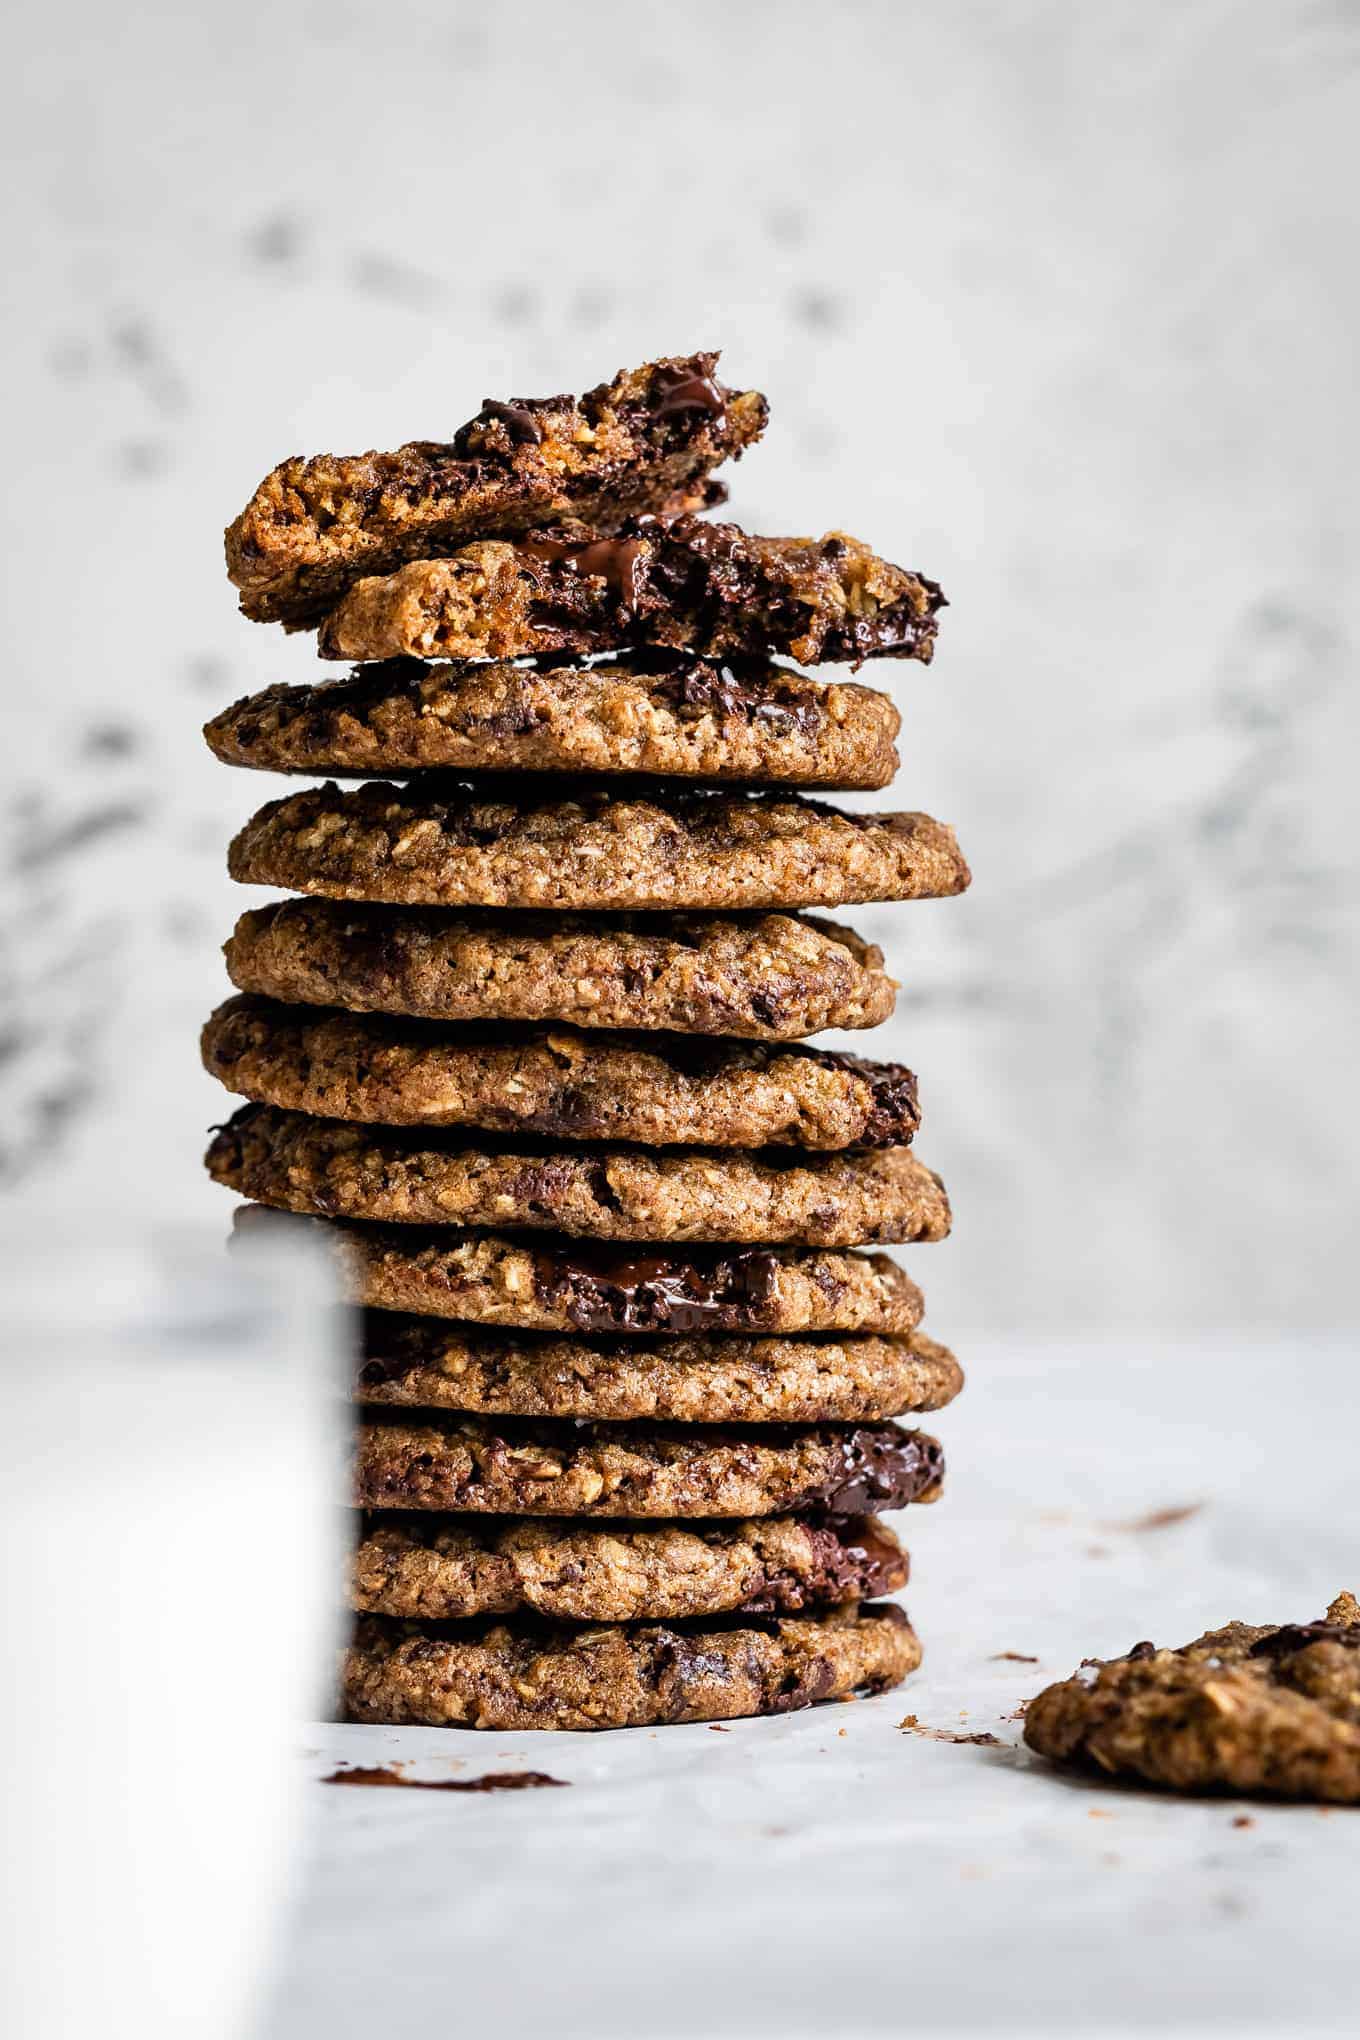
xmin=1023 ymin=1591 xmax=1360 ymax=1803
xmin=203 ymin=653 xmax=901 ymax=790
xmin=317 ymin=518 xmax=945 ymax=668
xmin=225 ymin=352 xmax=767 ymax=628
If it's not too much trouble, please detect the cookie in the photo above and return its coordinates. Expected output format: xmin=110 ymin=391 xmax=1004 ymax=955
xmin=317 ymin=517 xmax=944 ymax=667
xmin=203 ymin=654 xmax=901 ymax=790
xmin=352 ymin=1412 xmax=945 ymax=1518
xmin=200 ymin=999 xmax=920 ymax=1151
xmin=224 ymin=900 xmax=897 ymax=1040
xmin=342 ymin=1601 xmax=919 ymax=1730
xmin=226 ymin=780 xmax=970 ymax=912
xmin=349 ymin=1512 xmax=908 ymax=1623
xmin=225 ymin=352 xmax=767 ymax=627
xmin=355 ymin=1315 xmax=962 ymax=1424
xmin=206 ymin=1104 xmax=951 ymax=1246
xmin=1024 ymin=1591 xmax=1360 ymax=1803
xmin=232 ymin=1205 xmax=925 ymax=1337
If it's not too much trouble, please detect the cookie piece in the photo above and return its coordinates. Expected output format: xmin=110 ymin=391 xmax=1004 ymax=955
xmin=206 ymin=1105 xmax=951 ymax=1247
xmin=354 ymin=1411 xmax=944 ymax=1518
xmin=356 ymin=1315 xmax=961 ymax=1425
xmin=203 ymin=654 xmax=901 ymax=790
xmin=317 ymin=517 xmax=944 ymax=668
xmin=225 ymin=352 xmax=767 ymax=628
xmin=351 ymin=1514 xmax=907 ymax=1624
xmin=224 ymin=900 xmax=897 ymax=1040
xmin=342 ymin=1601 xmax=919 ymax=1730
xmin=232 ymin=1205 xmax=924 ymax=1336
xmin=1024 ymin=1592 xmax=1360 ymax=1803
xmin=226 ymin=780 xmax=970 ymax=912
xmin=202 ymin=999 xmax=920 ymax=1151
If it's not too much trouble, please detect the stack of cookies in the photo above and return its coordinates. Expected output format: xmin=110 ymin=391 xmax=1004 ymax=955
xmin=203 ymin=352 xmax=971 ymax=1732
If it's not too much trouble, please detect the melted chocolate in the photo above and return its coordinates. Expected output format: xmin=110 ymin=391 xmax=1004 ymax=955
xmin=737 ymin=1519 xmax=906 ymax=1614
xmin=651 ymin=363 xmax=727 ymax=427
xmin=521 ymin=534 xmax=650 ymax=614
xmin=450 ymin=397 xmax=550 ymax=457
xmin=801 ymin=1426 xmax=945 ymax=1514
xmin=539 ymin=1245 xmax=783 ymax=1335
xmin=1248 ymin=1623 xmax=1360 ymax=1659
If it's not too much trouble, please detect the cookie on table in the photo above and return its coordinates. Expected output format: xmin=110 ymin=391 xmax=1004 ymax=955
xmin=206 ymin=1104 xmax=951 ymax=1247
xmin=232 ymin=1205 xmax=925 ymax=1338
xmin=203 ymin=654 xmax=902 ymax=790
xmin=1025 ymin=1592 xmax=1360 ymax=1803
xmin=224 ymin=900 xmax=898 ymax=1040
xmin=226 ymin=780 xmax=970 ymax=912
xmin=317 ymin=516 xmax=944 ymax=667
xmin=350 ymin=1512 xmax=909 ymax=1624
xmin=353 ymin=1412 xmax=944 ymax=1518
xmin=342 ymin=1601 xmax=920 ymax=1730
xmin=225 ymin=351 xmax=767 ymax=628
xmin=355 ymin=1315 xmax=962 ymax=1425
xmin=202 ymin=1000 xmax=920 ymax=1151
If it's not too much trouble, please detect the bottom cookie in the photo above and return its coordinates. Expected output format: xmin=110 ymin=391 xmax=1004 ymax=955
xmin=342 ymin=1601 xmax=920 ymax=1730
xmin=349 ymin=1512 xmax=908 ymax=1623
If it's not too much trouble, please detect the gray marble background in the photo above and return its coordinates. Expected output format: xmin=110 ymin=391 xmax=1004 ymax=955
xmin=3 ymin=0 xmax=1356 ymax=1332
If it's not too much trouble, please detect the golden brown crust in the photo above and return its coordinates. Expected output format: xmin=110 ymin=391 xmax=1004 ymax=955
xmin=317 ymin=519 xmax=944 ymax=667
xmin=342 ymin=1602 xmax=920 ymax=1729
xmin=226 ymin=780 xmax=971 ymax=913
xmin=203 ymin=655 xmax=900 ymax=790
xmin=348 ymin=1513 xmax=908 ymax=1623
xmin=225 ymin=352 xmax=767 ymax=627
xmin=231 ymin=1205 xmax=926 ymax=1338
xmin=1024 ymin=1592 xmax=1360 ymax=1802
xmin=206 ymin=1104 xmax=952 ymax=1247
xmin=355 ymin=1315 xmax=962 ymax=1425
xmin=223 ymin=900 xmax=898 ymax=1040
xmin=200 ymin=998 xmax=920 ymax=1150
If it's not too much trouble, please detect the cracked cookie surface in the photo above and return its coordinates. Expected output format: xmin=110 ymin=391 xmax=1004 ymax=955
xmin=226 ymin=351 xmax=766 ymax=627
xmin=232 ymin=1205 xmax=925 ymax=1337
xmin=206 ymin=1103 xmax=951 ymax=1246
xmin=352 ymin=1411 xmax=944 ymax=1518
xmin=1024 ymin=1591 xmax=1360 ymax=1802
xmin=204 ymin=653 xmax=900 ymax=789
xmin=202 ymin=998 xmax=920 ymax=1149
xmin=342 ymin=1601 xmax=920 ymax=1729
xmin=317 ymin=516 xmax=944 ymax=667
xmin=354 ymin=1314 xmax=961 ymax=1424
xmin=227 ymin=779 xmax=970 ymax=912
xmin=349 ymin=1512 xmax=908 ymax=1623
xmin=224 ymin=900 xmax=897 ymax=1039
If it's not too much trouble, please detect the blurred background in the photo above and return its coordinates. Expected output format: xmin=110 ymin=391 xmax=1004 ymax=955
xmin=3 ymin=0 xmax=1355 ymax=1335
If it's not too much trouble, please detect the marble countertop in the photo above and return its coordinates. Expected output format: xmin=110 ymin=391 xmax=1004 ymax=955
xmin=265 ymin=1334 xmax=1356 ymax=2039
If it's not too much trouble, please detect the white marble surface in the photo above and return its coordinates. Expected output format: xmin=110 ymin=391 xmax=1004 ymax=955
xmin=266 ymin=1336 xmax=1356 ymax=2040
xmin=3 ymin=0 xmax=1357 ymax=1334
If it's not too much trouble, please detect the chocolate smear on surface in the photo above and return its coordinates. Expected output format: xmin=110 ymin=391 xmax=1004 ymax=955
xmin=322 ymin=1765 xmax=567 ymax=1792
